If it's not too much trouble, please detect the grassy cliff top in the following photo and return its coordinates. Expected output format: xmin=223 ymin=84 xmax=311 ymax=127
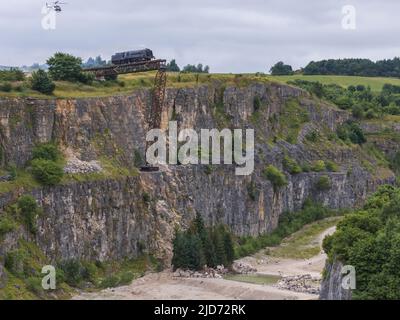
xmin=1 ymin=72 xmax=400 ymax=99
xmin=266 ymin=74 xmax=400 ymax=92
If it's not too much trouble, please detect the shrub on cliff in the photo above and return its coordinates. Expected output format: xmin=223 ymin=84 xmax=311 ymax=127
xmin=311 ymin=160 xmax=326 ymax=172
xmin=263 ymin=165 xmax=288 ymax=190
xmin=30 ymin=70 xmax=55 ymax=95
xmin=282 ymin=156 xmax=302 ymax=174
xmin=30 ymin=159 xmax=63 ymax=186
xmin=337 ymin=121 xmax=366 ymax=145
xmin=0 ymin=215 xmax=17 ymax=237
xmin=32 ymin=143 xmax=61 ymax=162
xmin=17 ymin=195 xmax=42 ymax=234
xmin=325 ymin=160 xmax=339 ymax=172
xmin=314 ymin=176 xmax=332 ymax=191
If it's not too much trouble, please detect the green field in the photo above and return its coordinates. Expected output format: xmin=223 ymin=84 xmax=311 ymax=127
xmin=266 ymin=74 xmax=400 ymax=92
xmin=1 ymin=72 xmax=400 ymax=99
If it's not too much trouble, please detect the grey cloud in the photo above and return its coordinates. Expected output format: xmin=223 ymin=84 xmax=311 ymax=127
xmin=1 ymin=0 xmax=400 ymax=72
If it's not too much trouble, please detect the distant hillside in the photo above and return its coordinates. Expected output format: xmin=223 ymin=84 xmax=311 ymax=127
xmin=0 ymin=64 xmax=47 ymax=72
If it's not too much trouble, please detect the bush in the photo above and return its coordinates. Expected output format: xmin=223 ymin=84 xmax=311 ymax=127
xmin=142 ymin=192 xmax=151 ymax=203
xmin=30 ymin=159 xmax=64 ymax=186
xmin=282 ymin=156 xmax=302 ymax=174
xmin=17 ymin=195 xmax=42 ymax=234
xmin=315 ymin=176 xmax=332 ymax=191
xmin=305 ymin=130 xmax=319 ymax=142
xmin=325 ymin=160 xmax=339 ymax=172
xmin=263 ymin=165 xmax=288 ymax=190
xmin=119 ymin=271 xmax=134 ymax=285
xmin=0 ymin=68 xmax=25 ymax=81
xmin=8 ymin=164 xmax=17 ymax=181
xmin=32 ymin=143 xmax=61 ymax=161
xmin=60 ymin=260 xmax=93 ymax=287
xmin=253 ymin=96 xmax=262 ymax=111
xmin=352 ymin=104 xmax=364 ymax=119
xmin=78 ymin=72 xmax=95 ymax=85
xmin=104 ymin=74 xmax=118 ymax=81
xmin=337 ymin=121 xmax=366 ymax=145
xmin=100 ymin=275 xmax=120 ymax=288
xmin=301 ymin=163 xmax=311 ymax=172
xmin=0 ymin=82 xmax=12 ymax=92
xmin=25 ymin=277 xmax=44 ymax=296
xmin=311 ymin=160 xmax=326 ymax=172
xmin=30 ymin=70 xmax=55 ymax=95
xmin=0 ymin=215 xmax=17 ymax=236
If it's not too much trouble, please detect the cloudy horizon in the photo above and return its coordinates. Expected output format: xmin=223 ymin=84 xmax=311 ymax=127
xmin=1 ymin=0 xmax=400 ymax=72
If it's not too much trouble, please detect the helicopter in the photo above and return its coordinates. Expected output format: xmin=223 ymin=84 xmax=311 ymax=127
xmin=46 ymin=1 xmax=67 ymax=12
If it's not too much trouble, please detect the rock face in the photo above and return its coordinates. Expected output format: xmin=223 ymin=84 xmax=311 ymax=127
xmin=0 ymin=82 xmax=395 ymax=264
xmin=320 ymin=260 xmax=352 ymax=300
xmin=0 ymin=262 xmax=7 ymax=289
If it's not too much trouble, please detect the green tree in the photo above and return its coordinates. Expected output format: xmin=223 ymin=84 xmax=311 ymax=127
xmin=47 ymin=52 xmax=84 ymax=82
xmin=270 ymin=61 xmax=294 ymax=75
xmin=30 ymin=70 xmax=55 ymax=95
xmin=166 ymin=59 xmax=180 ymax=72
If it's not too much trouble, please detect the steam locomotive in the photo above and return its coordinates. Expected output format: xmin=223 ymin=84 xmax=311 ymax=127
xmin=111 ymin=49 xmax=155 ymax=65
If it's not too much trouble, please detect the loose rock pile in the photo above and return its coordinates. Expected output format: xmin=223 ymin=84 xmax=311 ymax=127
xmin=64 ymin=159 xmax=102 ymax=174
xmin=275 ymin=274 xmax=320 ymax=295
xmin=0 ymin=175 xmax=12 ymax=182
xmin=173 ymin=265 xmax=229 ymax=279
xmin=232 ymin=262 xmax=257 ymax=274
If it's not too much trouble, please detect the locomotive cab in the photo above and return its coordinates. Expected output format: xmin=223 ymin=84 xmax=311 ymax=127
xmin=111 ymin=49 xmax=155 ymax=65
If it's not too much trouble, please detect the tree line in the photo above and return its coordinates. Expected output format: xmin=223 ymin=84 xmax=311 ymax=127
xmin=269 ymin=58 xmax=400 ymax=77
xmin=166 ymin=59 xmax=210 ymax=73
xmin=172 ymin=213 xmax=234 ymax=271
xmin=288 ymin=79 xmax=400 ymax=119
xmin=323 ymin=185 xmax=400 ymax=299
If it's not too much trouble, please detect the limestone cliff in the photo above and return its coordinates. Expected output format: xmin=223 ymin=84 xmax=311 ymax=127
xmin=0 ymin=82 xmax=395 ymax=265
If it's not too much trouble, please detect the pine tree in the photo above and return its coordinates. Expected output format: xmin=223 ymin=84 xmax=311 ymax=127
xmin=30 ymin=70 xmax=55 ymax=95
xmin=213 ymin=226 xmax=228 ymax=267
xmin=223 ymin=228 xmax=235 ymax=265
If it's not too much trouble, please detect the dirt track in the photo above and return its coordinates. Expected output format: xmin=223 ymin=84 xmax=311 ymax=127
xmin=73 ymin=225 xmax=336 ymax=300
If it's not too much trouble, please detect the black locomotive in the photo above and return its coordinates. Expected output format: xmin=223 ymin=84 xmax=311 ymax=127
xmin=111 ymin=49 xmax=155 ymax=65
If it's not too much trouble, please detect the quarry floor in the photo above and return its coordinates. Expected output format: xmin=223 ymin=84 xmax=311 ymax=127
xmin=73 ymin=224 xmax=336 ymax=300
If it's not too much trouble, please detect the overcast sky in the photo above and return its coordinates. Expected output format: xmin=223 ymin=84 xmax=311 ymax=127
xmin=1 ymin=0 xmax=400 ymax=72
